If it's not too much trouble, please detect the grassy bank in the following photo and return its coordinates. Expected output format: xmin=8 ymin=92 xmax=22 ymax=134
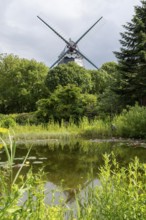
xmin=1 ymin=104 xmax=146 ymax=142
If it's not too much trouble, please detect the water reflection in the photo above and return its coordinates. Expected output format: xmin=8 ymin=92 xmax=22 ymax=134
xmin=0 ymin=139 xmax=146 ymax=204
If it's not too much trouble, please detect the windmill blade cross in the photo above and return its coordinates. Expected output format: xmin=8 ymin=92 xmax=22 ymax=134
xmin=37 ymin=15 xmax=102 ymax=69
xmin=37 ymin=16 xmax=70 ymax=46
xmin=74 ymin=48 xmax=98 ymax=69
xmin=75 ymin=16 xmax=103 ymax=44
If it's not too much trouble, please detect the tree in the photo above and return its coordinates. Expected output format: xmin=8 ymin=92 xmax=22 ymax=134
xmin=114 ymin=0 xmax=146 ymax=106
xmin=36 ymin=84 xmax=98 ymax=122
xmin=97 ymin=62 xmax=122 ymax=116
xmin=100 ymin=62 xmax=119 ymax=76
xmin=0 ymin=54 xmax=49 ymax=113
xmin=45 ymin=62 xmax=92 ymax=93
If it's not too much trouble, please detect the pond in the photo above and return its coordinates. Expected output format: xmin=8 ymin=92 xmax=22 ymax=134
xmin=0 ymin=138 xmax=146 ymax=204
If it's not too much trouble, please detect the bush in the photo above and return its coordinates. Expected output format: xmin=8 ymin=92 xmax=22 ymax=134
xmin=0 ymin=117 xmax=16 ymax=128
xmin=78 ymin=154 xmax=146 ymax=220
xmin=113 ymin=104 xmax=146 ymax=138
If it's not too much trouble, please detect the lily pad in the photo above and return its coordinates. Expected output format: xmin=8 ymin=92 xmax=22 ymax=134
xmin=32 ymin=161 xmax=43 ymax=164
xmin=0 ymin=161 xmax=6 ymax=166
xmin=28 ymin=156 xmax=37 ymax=160
xmin=14 ymin=157 xmax=24 ymax=161
xmin=39 ymin=157 xmax=47 ymax=160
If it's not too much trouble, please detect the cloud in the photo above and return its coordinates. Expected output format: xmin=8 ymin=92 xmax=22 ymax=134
xmin=0 ymin=0 xmax=141 ymax=68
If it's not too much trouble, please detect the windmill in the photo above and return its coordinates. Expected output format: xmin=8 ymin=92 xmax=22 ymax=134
xmin=37 ymin=16 xmax=103 ymax=69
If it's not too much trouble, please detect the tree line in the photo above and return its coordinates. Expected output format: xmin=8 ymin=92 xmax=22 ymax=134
xmin=0 ymin=0 xmax=145 ymax=123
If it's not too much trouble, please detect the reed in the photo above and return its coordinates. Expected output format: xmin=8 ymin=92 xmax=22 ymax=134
xmin=0 ymin=129 xmax=32 ymax=185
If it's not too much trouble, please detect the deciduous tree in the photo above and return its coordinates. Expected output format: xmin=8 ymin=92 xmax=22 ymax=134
xmin=0 ymin=54 xmax=49 ymax=113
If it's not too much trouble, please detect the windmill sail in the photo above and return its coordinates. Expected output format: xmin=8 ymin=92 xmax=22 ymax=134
xmin=37 ymin=16 xmax=103 ymax=69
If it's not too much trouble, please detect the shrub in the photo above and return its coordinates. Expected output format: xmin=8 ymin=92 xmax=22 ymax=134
xmin=113 ymin=104 xmax=146 ymax=138
xmin=77 ymin=154 xmax=146 ymax=220
xmin=0 ymin=117 xmax=16 ymax=128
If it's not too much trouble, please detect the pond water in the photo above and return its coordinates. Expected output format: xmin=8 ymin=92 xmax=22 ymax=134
xmin=0 ymin=138 xmax=146 ymax=204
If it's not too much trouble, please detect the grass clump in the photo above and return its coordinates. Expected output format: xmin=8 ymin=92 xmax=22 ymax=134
xmin=79 ymin=119 xmax=111 ymax=139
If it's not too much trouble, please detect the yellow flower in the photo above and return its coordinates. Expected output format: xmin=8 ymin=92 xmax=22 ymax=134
xmin=0 ymin=127 xmax=9 ymax=134
xmin=0 ymin=143 xmax=3 ymax=149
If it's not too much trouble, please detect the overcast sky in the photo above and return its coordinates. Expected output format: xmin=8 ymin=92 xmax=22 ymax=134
xmin=0 ymin=0 xmax=141 ymax=69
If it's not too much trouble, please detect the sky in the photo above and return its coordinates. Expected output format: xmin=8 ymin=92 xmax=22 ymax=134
xmin=0 ymin=0 xmax=141 ymax=69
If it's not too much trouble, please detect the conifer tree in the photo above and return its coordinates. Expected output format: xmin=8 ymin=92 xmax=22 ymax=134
xmin=114 ymin=0 xmax=146 ymax=106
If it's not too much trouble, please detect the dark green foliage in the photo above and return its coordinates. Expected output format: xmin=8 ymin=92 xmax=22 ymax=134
xmin=0 ymin=53 xmax=117 ymax=122
xmin=0 ymin=54 xmax=49 ymax=113
xmin=114 ymin=1 xmax=146 ymax=106
xmin=36 ymin=84 xmax=98 ymax=122
xmin=45 ymin=62 xmax=92 ymax=93
xmin=89 ymin=69 xmax=110 ymax=95
xmin=100 ymin=61 xmax=119 ymax=75
xmin=95 ymin=62 xmax=122 ymax=117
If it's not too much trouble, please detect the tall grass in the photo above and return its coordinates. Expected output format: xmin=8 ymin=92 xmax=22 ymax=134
xmin=4 ymin=104 xmax=146 ymax=141
xmin=79 ymin=119 xmax=111 ymax=139
xmin=12 ymin=120 xmax=79 ymax=141
xmin=10 ymin=117 xmax=112 ymax=141
xmin=0 ymin=130 xmax=32 ymax=185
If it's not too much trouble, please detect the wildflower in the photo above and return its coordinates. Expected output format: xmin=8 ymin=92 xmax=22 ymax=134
xmin=0 ymin=127 xmax=9 ymax=134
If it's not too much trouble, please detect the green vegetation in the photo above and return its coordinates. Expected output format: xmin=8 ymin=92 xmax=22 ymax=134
xmin=45 ymin=62 xmax=92 ymax=93
xmin=114 ymin=0 xmax=146 ymax=107
xmin=1 ymin=146 xmax=146 ymax=219
xmin=0 ymin=168 xmax=65 ymax=220
xmin=0 ymin=1 xmax=146 ymax=219
xmin=0 ymin=54 xmax=49 ymax=114
xmin=36 ymin=84 xmax=98 ymax=122
xmin=0 ymin=104 xmax=144 ymax=141
xmin=76 ymin=154 xmax=146 ymax=220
